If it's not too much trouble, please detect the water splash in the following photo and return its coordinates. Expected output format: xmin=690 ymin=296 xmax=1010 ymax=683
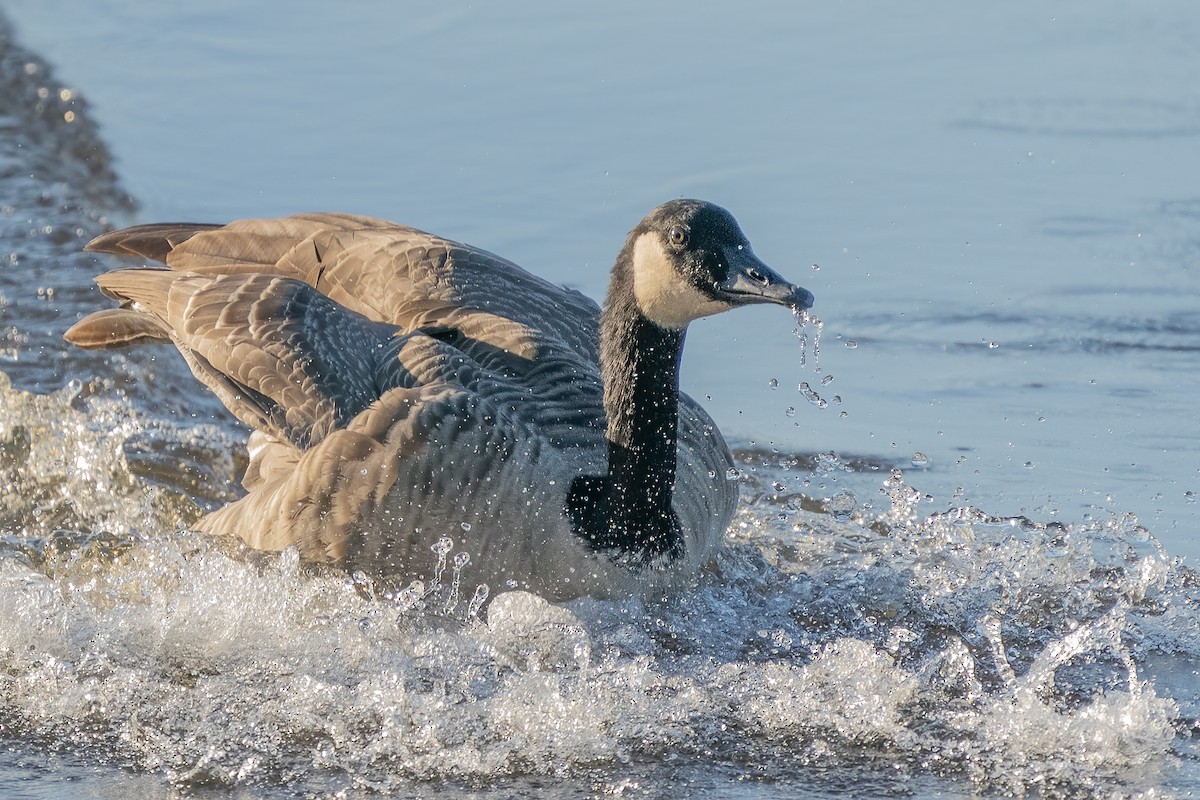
xmin=791 ymin=306 xmax=823 ymax=371
xmin=0 ymin=376 xmax=1191 ymax=796
xmin=791 ymin=308 xmax=835 ymax=414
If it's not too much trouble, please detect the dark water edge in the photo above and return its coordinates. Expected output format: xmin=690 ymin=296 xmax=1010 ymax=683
xmin=0 ymin=10 xmax=235 ymax=428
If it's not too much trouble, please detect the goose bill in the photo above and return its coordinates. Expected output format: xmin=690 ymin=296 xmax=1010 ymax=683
xmin=716 ymin=247 xmax=814 ymax=310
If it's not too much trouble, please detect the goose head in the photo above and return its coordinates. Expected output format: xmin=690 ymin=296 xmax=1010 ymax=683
xmin=622 ymin=199 xmax=814 ymax=330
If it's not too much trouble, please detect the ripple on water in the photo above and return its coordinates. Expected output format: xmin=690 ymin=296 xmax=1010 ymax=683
xmin=958 ymin=97 xmax=1200 ymax=138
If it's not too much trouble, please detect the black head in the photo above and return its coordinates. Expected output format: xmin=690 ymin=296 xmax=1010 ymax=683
xmin=622 ymin=199 xmax=814 ymax=330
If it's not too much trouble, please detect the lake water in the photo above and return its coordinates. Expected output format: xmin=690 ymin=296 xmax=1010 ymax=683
xmin=1 ymin=2 xmax=1198 ymax=797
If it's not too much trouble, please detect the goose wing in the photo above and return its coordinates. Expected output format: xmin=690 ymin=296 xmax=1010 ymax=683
xmin=82 ymin=213 xmax=601 ymax=362
xmin=71 ymin=267 xmax=563 ymax=565
xmin=77 ymin=268 xmax=409 ymax=450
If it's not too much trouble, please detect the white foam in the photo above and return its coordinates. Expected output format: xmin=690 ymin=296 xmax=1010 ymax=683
xmin=0 ymin=376 xmax=1192 ymax=795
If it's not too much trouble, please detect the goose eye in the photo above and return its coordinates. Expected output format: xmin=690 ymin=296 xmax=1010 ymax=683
xmin=667 ymin=226 xmax=688 ymax=247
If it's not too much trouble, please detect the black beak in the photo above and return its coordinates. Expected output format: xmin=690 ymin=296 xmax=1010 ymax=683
xmin=717 ymin=246 xmax=815 ymax=311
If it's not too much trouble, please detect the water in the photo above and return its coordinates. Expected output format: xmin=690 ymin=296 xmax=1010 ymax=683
xmin=1 ymin=2 xmax=1199 ymax=796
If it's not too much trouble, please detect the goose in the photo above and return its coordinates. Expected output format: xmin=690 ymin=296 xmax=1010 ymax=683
xmin=66 ymin=200 xmax=814 ymax=600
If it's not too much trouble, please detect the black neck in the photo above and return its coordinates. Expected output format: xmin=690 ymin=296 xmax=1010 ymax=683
xmin=601 ymin=306 xmax=683 ymax=524
xmin=565 ymin=265 xmax=686 ymax=561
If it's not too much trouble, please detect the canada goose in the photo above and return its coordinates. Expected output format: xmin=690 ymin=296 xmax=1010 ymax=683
xmin=66 ymin=200 xmax=814 ymax=599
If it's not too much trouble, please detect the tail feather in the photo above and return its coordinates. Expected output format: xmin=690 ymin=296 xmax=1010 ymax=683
xmin=85 ymin=223 xmax=223 ymax=263
xmin=64 ymin=307 xmax=171 ymax=349
xmin=93 ymin=268 xmax=180 ymax=321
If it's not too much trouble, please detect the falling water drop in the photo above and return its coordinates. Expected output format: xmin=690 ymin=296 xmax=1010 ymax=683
xmin=826 ymin=489 xmax=857 ymax=522
xmin=467 ymin=584 xmax=490 ymax=619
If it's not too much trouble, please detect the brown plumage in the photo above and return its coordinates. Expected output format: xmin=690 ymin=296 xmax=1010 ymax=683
xmin=67 ymin=203 xmax=812 ymax=599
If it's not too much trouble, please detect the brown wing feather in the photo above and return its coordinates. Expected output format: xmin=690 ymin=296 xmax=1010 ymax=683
xmin=92 ymin=268 xmax=407 ymax=450
xmin=63 ymin=307 xmax=172 ymax=349
xmin=85 ymin=223 xmax=224 ymax=262
xmin=84 ymin=213 xmax=601 ymax=363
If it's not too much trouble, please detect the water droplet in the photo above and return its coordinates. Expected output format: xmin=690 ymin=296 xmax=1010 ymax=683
xmin=772 ymin=481 xmax=786 ymax=492
xmin=827 ymin=490 xmax=857 ymax=521
xmin=1024 ymin=461 xmax=1036 ymax=469
xmin=911 ymin=452 xmax=929 ymax=468
xmin=768 ymin=378 xmax=779 ymax=389
xmin=460 ymin=521 xmax=472 ymax=531
xmin=839 ymin=411 xmax=848 ymax=418
xmin=432 ymin=537 xmax=454 ymax=556
xmin=1186 ymin=490 xmax=1196 ymax=504
xmin=725 ymin=467 xmax=741 ymax=481
xmin=811 ymin=263 xmax=820 ymax=271
xmin=797 ymin=382 xmax=824 ymax=407
xmin=845 ymin=340 xmax=858 ymax=349
xmin=785 ymin=406 xmax=796 ymax=417
xmin=467 ymin=584 xmax=490 ymax=618
xmin=988 ymin=341 xmax=1000 ymax=349
xmin=820 ymin=374 xmax=834 ymax=385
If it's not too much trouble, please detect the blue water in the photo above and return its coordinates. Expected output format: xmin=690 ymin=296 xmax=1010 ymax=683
xmin=1 ymin=2 xmax=1199 ymax=796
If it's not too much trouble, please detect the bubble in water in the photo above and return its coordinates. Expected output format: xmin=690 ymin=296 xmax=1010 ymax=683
xmin=460 ymin=521 xmax=472 ymax=532
xmin=725 ymin=467 xmax=741 ymax=481
xmin=911 ymin=452 xmax=929 ymax=468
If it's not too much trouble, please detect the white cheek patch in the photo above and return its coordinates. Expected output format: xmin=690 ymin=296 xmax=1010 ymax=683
xmin=631 ymin=233 xmax=733 ymax=330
